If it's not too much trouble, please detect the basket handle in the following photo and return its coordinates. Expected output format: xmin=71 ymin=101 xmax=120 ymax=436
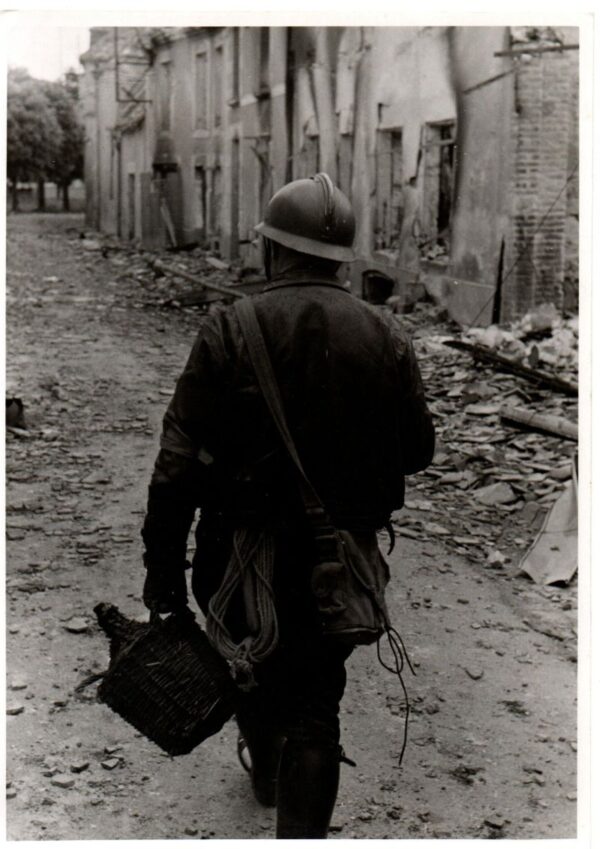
xmin=149 ymin=605 xmax=195 ymax=628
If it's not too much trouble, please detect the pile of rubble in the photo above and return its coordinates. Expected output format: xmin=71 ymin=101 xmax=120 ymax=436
xmin=79 ymin=232 xmax=261 ymax=313
xmin=393 ymin=301 xmax=578 ymax=585
xmin=464 ymin=302 xmax=578 ymax=382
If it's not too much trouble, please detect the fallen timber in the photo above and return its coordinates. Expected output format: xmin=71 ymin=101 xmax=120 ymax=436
xmin=444 ymin=339 xmax=578 ymax=397
xmin=151 ymin=259 xmax=248 ymax=301
xmin=500 ymin=405 xmax=578 ymax=442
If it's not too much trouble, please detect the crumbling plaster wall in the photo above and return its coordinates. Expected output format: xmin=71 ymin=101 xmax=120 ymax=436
xmin=345 ymin=27 xmax=458 ymax=295
xmin=370 ymin=27 xmax=456 ymax=180
xmin=444 ymin=26 xmax=514 ymax=327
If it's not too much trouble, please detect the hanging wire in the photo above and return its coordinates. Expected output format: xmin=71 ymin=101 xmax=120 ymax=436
xmin=466 ymin=160 xmax=579 ymax=328
xmin=377 ymin=626 xmax=417 ymax=768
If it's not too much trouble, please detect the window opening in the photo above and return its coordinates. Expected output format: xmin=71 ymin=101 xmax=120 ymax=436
xmin=421 ymin=121 xmax=456 ymax=260
xmin=213 ymin=45 xmax=223 ymax=128
xmin=375 ymin=129 xmax=403 ymax=250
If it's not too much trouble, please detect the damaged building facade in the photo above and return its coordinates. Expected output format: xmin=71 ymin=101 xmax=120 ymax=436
xmin=80 ymin=25 xmax=579 ymax=325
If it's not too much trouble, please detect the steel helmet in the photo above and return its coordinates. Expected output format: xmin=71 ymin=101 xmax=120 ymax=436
xmin=254 ymin=173 xmax=356 ymax=262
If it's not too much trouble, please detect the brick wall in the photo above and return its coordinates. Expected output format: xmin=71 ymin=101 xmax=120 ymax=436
xmin=502 ymin=48 xmax=578 ymax=320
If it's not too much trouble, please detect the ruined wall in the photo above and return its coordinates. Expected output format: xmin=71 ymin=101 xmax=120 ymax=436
xmin=444 ymin=27 xmax=514 ymax=326
xmin=82 ymin=28 xmax=155 ymax=241
xmin=81 ymin=25 xmax=579 ymax=322
xmin=502 ymin=28 xmax=579 ymax=321
xmin=347 ymin=27 xmax=458 ymax=296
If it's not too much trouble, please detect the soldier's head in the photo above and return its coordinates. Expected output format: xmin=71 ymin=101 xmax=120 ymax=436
xmin=255 ymin=173 xmax=355 ymax=281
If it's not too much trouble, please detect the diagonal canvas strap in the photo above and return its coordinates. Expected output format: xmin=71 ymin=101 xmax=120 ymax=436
xmin=234 ymin=298 xmax=338 ymax=556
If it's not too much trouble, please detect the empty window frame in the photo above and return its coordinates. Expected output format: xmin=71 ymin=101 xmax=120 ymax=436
xmin=375 ymin=129 xmax=403 ymax=250
xmin=194 ymin=166 xmax=207 ymax=238
xmin=210 ymin=166 xmax=222 ymax=243
xmin=422 ymin=121 xmax=456 ymax=249
xmin=195 ymin=51 xmax=208 ymax=130
xmin=127 ymin=173 xmax=136 ymax=241
xmin=258 ymin=27 xmax=270 ymax=94
xmin=213 ymin=44 xmax=224 ymax=128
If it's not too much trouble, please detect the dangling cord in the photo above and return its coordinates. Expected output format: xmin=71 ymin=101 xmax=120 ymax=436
xmin=384 ymin=521 xmax=396 ymax=554
xmin=377 ymin=626 xmax=416 ymax=768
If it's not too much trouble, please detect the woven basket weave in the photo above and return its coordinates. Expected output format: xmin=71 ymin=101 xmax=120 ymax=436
xmin=94 ymin=603 xmax=239 ymax=756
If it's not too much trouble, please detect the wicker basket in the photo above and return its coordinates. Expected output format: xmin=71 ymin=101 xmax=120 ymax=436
xmin=94 ymin=603 xmax=239 ymax=756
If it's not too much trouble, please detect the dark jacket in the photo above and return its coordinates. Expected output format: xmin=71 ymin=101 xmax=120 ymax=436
xmin=142 ymin=275 xmax=434 ymax=577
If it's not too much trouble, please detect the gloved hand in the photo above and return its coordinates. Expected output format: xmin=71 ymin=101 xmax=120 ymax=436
xmin=142 ymin=559 xmax=189 ymax=614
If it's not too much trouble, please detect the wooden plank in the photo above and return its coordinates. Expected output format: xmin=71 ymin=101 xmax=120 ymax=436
xmin=500 ymin=405 xmax=578 ymax=441
xmin=444 ymin=339 xmax=578 ymax=396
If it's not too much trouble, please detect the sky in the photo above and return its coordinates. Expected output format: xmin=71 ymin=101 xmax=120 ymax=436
xmin=6 ymin=23 xmax=90 ymax=81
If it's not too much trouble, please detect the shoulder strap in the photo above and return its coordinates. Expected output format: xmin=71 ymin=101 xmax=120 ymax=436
xmin=234 ymin=298 xmax=338 ymax=554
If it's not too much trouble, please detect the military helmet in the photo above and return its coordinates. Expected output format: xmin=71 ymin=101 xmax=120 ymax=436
xmin=254 ymin=173 xmax=356 ymax=262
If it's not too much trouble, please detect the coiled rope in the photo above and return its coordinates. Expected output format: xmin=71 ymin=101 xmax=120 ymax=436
xmin=205 ymin=527 xmax=279 ymax=691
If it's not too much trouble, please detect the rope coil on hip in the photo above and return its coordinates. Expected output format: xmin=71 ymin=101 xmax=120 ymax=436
xmin=205 ymin=527 xmax=279 ymax=691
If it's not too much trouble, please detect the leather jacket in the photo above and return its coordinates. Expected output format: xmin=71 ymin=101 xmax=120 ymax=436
xmin=141 ymin=275 xmax=435 ymax=576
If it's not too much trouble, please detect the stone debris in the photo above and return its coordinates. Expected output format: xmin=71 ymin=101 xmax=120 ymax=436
xmin=465 ymin=304 xmax=577 ymax=378
xmin=7 ymin=704 xmax=25 ymax=716
xmin=464 ymin=667 xmax=484 ymax=681
xmin=473 ymin=482 xmax=516 ymax=506
xmin=101 ymin=758 xmax=122 ymax=771
xmin=391 ymin=299 xmax=578 ymax=584
xmin=51 ymin=775 xmax=75 ymax=789
xmin=6 ymin=397 xmax=26 ymax=428
xmin=63 ymin=618 xmax=90 ymax=634
xmin=82 ymin=238 xmax=103 ymax=252
xmin=484 ymin=816 xmax=506 ymax=830
xmin=486 ymin=550 xmax=508 ymax=567
xmin=70 ymin=762 xmax=90 ymax=774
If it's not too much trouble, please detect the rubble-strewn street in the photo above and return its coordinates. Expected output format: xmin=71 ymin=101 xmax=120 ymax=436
xmin=6 ymin=213 xmax=577 ymax=840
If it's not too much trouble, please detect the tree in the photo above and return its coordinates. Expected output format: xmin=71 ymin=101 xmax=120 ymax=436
xmin=41 ymin=72 xmax=85 ymax=211
xmin=7 ymin=68 xmax=62 ymax=212
xmin=6 ymin=68 xmax=85 ymax=213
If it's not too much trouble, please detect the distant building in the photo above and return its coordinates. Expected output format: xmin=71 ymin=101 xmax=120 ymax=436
xmin=80 ymin=25 xmax=579 ymax=325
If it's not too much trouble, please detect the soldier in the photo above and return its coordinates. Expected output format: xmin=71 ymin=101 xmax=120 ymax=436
xmin=141 ymin=173 xmax=434 ymax=838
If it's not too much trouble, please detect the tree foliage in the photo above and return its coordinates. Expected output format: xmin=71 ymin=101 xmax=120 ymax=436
xmin=41 ymin=73 xmax=85 ymax=187
xmin=7 ymin=68 xmax=85 ymax=210
xmin=7 ymin=68 xmax=61 ymax=184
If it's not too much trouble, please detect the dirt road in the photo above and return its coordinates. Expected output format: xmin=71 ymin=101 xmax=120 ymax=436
xmin=5 ymin=213 xmax=577 ymax=840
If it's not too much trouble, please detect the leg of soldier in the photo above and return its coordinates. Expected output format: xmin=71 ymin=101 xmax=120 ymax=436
xmin=276 ymin=741 xmax=341 ymax=838
xmin=271 ymin=638 xmax=352 ymax=839
xmin=234 ymin=633 xmax=351 ymax=835
xmin=235 ymin=691 xmax=284 ymax=807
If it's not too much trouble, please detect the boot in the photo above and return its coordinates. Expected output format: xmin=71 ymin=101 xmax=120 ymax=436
xmin=276 ymin=742 xmax=340 ymax=839
xmin=236 ymin=718 xmax=284 ymax=807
